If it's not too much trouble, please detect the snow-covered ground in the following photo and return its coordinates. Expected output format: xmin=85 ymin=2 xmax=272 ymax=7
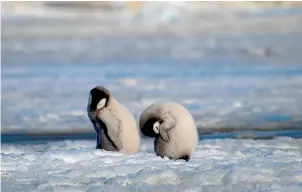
xmin=2 ymin=138 xmax=302 ymax=191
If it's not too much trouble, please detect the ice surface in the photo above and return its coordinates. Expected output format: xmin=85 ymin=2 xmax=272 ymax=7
xmin=1 ymin=138 xmax=302 ymax=191
xmin=2 ymin=35 xmax=302 ymax=133
xmin=2 ymin=4 xmax=302 ymax=135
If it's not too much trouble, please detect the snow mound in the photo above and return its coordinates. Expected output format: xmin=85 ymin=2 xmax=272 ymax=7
xmin=1 ymin=138 xmax=302 ymax=191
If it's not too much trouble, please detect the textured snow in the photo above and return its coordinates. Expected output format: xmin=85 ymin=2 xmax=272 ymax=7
xmin=1 ymin=138 xmax=302 ymax=191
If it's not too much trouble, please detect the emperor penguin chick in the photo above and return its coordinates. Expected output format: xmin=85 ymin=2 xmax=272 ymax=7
xmin=87 ymin=86 xmax=140 ymax=154
xmin=139 ymin=101 xmax=198 ymax=161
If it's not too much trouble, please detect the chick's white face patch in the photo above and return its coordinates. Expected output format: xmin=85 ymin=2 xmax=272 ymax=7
xmin=97 ymin=98 xmax=107 ymax=110
xmin=153 ymin=121 xmax=160 ymax=134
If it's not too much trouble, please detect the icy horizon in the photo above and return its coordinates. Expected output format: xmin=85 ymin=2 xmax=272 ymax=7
xmin=2 ymin=34 xmax=302 ymax=134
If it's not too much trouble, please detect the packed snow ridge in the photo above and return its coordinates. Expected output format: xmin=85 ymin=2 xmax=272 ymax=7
xmin=1 ymin=138 xmax=302 ymax=192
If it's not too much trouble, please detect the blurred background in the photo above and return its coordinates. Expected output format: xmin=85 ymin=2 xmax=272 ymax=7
xmin=2 ymin=1 xmax=302 ymax=140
